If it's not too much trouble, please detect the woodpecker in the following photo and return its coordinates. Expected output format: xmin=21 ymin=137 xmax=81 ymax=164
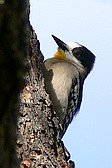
xmin=43 ymin=35 xmax=95 ymax=138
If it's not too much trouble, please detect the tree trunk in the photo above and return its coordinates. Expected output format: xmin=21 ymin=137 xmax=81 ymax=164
xmin=0 ymin=0 xmax=29 ymax=167
xmin=0 ymin=0 xmax=75 ymax=167
xmin=17 ymin=26 xmax=71 ymax=168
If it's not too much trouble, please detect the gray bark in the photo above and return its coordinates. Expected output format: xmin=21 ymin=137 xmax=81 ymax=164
xmin=0 ymin=0 xmax=75 ymax=167
xmin=17 ymin=27 xmax=70 ymax=168
xmin=0 ymin=0 xmax=29 ymax=167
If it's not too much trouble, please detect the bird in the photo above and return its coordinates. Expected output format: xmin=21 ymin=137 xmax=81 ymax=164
xmin=43 ymin=35 xmax=95 ymax=138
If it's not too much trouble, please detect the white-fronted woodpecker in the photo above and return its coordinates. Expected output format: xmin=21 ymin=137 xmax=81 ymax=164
xmin=43 ymin=35 xmax=95 ymax=138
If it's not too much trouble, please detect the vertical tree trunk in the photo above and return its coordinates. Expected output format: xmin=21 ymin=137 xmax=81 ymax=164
xmin=0 ymin=0 xmax=29 ymax=167
xmin=0 ymin=0 xmax=75 ymax=167
xmin=17 ymin=27 xmax=70 ymax=168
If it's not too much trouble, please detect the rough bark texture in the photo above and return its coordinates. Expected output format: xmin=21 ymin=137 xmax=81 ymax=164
xmin=17 ymin=27 xmax=70 ymax=168
xmin=0 ymin=0 xmax=29 ymax=167
xmin=0 ymin=0 xmax=75 ymax=168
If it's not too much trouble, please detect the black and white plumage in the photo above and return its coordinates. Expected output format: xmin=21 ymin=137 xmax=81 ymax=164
xmin=43 ymin=35 xmax=95 ymax=138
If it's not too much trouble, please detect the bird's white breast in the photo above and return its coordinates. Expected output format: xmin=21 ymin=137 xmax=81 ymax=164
xmin=47 ymin=61 xmax=78 ymax=122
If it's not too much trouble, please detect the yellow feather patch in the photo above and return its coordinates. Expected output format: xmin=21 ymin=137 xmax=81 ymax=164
xmin=55 ymin=50 xmax=66 ymax=60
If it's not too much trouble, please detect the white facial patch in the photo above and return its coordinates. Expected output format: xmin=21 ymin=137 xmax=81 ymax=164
xmin=67 ymin=42 xmax=82 ymax=50
xmin=65 ymin=42 xmax=84 ymax=68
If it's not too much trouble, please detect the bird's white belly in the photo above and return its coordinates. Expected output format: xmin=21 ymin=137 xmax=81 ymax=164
xmin=51 ymin=63 xmax=73 ymax=121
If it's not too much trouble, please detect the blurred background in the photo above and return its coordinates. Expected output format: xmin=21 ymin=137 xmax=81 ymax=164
xmin=30 ymin=1 xmax=112 ymax=168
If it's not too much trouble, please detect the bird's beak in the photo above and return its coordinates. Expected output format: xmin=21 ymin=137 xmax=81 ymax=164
xmin=52 ymin=35 xmax=69 ymax=51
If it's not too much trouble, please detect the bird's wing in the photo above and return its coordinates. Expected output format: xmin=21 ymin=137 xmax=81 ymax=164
xmin=60 ymin=74 xmax=84 ymax=138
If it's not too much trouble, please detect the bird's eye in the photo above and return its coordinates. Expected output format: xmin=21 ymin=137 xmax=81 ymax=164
xmin=72 ymin=48 xmax=80 ymax=56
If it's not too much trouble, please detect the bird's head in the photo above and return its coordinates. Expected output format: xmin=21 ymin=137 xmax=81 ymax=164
xmin=52 ymin=35 xmax=95 ymax=74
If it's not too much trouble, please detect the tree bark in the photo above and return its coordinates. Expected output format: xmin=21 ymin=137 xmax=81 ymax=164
xmin=0 ymin=0 xmax=75 ymax=167
xmin=17 ymin=26 xmax=70 ymax=168
xmin=0 ymin=0 xmax=29 ymax=167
